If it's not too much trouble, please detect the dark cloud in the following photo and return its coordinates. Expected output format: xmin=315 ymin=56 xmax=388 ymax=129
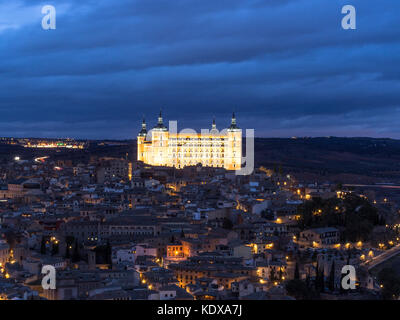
xmin=0 ymin=0 xmax=399 ymax=138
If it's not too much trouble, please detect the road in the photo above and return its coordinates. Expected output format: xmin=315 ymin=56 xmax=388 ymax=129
xmin=362 ymin=244 xmax=400 ymax=270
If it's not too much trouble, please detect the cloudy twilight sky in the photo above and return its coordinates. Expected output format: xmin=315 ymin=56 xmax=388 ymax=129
xmin=0 ymin=0 xmax=399 ymax=139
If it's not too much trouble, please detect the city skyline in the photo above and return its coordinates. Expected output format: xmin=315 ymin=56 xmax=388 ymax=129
xmin=1 ymin=0 xmax=399 ymax=139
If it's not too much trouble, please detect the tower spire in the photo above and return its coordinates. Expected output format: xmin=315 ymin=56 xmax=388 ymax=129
xmin=212 ymin=117 xmax=216 ymax=130
xmin=154 ymin=109 xmax=167 ymax=130
xmin=139 ymin=116 xmax=147 ymax=136
xmin=229 ymin=112 xmax=238 ymax=129
xmin=158 ymin=109 xmax=163 ymax=125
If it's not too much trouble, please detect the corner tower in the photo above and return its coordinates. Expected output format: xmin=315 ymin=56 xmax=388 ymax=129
xmin=151 ymin=110 xmax=169 ymax=166
xmin=137 ymin=118 xmax=147 ymax=162
xmin=226 ymin=112 xmax=242 ymax=170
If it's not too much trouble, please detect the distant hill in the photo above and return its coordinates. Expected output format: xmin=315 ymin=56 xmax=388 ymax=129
xmin=1 ymin=137 xmax=400 ymax=184
xmin=253 ymin=137 xmax=400 ymax=183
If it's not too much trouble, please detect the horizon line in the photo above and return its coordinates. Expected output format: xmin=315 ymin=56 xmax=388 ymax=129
xmin=1 ymin=136 xmax=399 ymax=142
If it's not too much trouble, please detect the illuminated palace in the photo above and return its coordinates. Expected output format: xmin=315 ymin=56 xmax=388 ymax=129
xmin=137 ymin=112 xmax=242 ymax=170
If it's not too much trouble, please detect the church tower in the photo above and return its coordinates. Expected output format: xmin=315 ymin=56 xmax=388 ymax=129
xmin=137 ymin=118 xmax=147 ymax=162
xmin=226 ymin=112 xmax=242 ymax=170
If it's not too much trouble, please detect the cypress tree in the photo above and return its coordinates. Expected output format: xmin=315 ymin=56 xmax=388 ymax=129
xmin=305 ymin=271 xmax=311 ymax=288
xmin=320 ymin=267 xmax=325 ymax=293
xmin=328 ymin=260 xmax=335 ymax=292
xmin=315 ymin=261 xmax=320 ymax=291
xmin=278 ymin=267 xmax=283 ymax=281
xmin=65 ymin=245 xmax=70 ymax=259
xmin=40 ymin=237 xmax=46 ymax=255
xmin=270 ymin=268 xmax=276 ymax=281
xmin=294 ymin=262 xmax=300 ymax=280
xmin=106 ymin=241 xmax=112 ymax=264
xmin=72 ymin=240 xmax=80 ymax=262
xmin=51 ymin=242 xmax=59 ymax=256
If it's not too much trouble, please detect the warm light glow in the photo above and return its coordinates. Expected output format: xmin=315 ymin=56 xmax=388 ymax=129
xmin=368 ymin=250 xmax=374 ymax=257
xmin=265 ymin=243 xmax=273 ymax=249
xmin=253 ymin=243 xmax=258 ymax=253
xmin=137 ymin=120 xmax=242 ymax=170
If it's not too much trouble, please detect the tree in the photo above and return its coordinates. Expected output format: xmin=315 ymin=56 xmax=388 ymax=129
xmin=51 ymin=242 xmax=59 ymax=256
xmin=270 ymin=268 xmax=276 ymax=281
xmin=72 ymin=240 xmax=81 ymax=263
xmin=378 ymin=268 xmax=400 ymax=300
xmin=222 ymin=218 xmax=233 ymax=230
xmin=180 ymin=229 xmax=185 ymax=238
xmin=328 ymin=260 xmax=335 ymax=292
xmin=319 ymin=267 xmax=325 ymax=293
xmin=106 ymin=241 xmax=112 ymax=264
xmin=314 ymin=261 xmax=320 ymax=291
xmin=305 ymin=271 xmax=311 ymax=288
xmin=278 ymin=267 xmax=283 ymax=281
xmin=285 ymin=279 xmax=319 ymax=300
xmin=298 ymin=194 xmax=380 ymax=242
xmin=261 ymin=209 xmax=275 ymax=221
xmin=315 ymin=262 xmax=325 ymax=293
xmin=294 ymin=262 xmax=300 ymax=280
xmin=65 ymin=245 xmax=70 ymax=259
xmin=40 ymin=237 xmax=46 ymax=255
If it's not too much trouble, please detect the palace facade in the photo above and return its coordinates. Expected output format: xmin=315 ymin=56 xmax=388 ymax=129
xmin=137 ymin=112 xmax=242 ymax=170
